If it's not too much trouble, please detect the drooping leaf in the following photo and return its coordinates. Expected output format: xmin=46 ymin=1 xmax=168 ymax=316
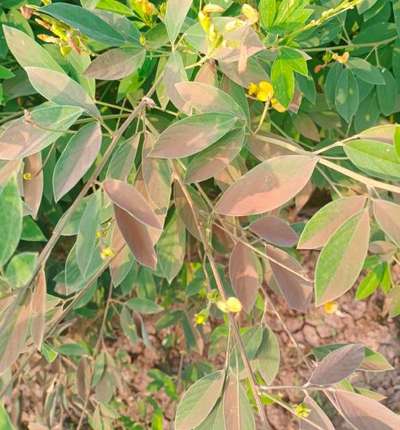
xmin=104 ymin=179 xmax=162 ymax=230
xmin=344 ymin=139 xmax=400 ymax=181
xmin=126 ymin=297 xmax=163 ymax=314
xmin=185 ymin=128 xmax=245 ymax=183
xmin=315 ymin=210 xmax=370 ymax=305
xmin=333 ymin=390 xmax=400 ymax=429
xmin=150 ymin=113 xmax=237 ymax=159
xmin=53 ymin=122 xmax=102 ymax=202
xmin=0 ymin=177 xmax=23 ymax=267
xmin=300 ymin=396 xmax=335 ymax=430
xmin=250 ymin=215 xmax=298 ymax=247
xmin=31 ymin=270 xmax=46 ymax=351
xmin=223 ymin=374 xmax=255 ymax=430
xmin=175 ymin=370 xmax=225 ymax=430
xmin=0 ymin=104 xmax=82 ymax=160
xmin=373 ymin=199 xmax=400 ymax=247
xmin=114 ymin=205 xmax=157 ymax=269
xmin=25 ymin=67 xmax=100 ymax=118
xmin=229 ymin=241 xmax=260 ymax=313
xmin=298 ymin=196 xmax=366 ymax=250
xmin=165 ymin=0 xmax=192 ymax=44
xmin=215 ymin=155 xmax=317 ymax=216
xmin=266 ymin=245 xmax=312 ymax=312
xmin=85 ymin=47 xmax=146 ymax=80
xmin=40 ymin=2 xmax=126 ymax=46
xmin=309 ymin=344 xmax=364 ymax=386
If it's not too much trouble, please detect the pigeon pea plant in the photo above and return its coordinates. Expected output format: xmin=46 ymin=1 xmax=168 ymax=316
xmin=0 ymin=0 xmax=400 ymax=428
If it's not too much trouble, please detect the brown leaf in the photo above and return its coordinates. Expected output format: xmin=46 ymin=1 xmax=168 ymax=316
xmin=250 ymin=215 xmax=298 ymax=247
xmin=195 ymin=61 xmax=217 ymax=85
xmin=104 ymin=179 xmax=162 ymax=230
xmin=309 ymin=344 xmax=364 ymax=386
xmin=31 ymin=270 xmax=46 ymax=350
xmin=266 ymin=246 xmax=312 ymax=312
xmin=373 ymin=199 xmax=400 ymax=247
xmin=110 ymin=225 xmax=132 ymax=286
xmin=333 ymin=389 xmax=400 ymax=429
xmin=300 ymin=396 xmax=335 ymax=430
xmin=229 ymin=241 xmax=260 ymax=313
xmin=77 ymin=356 xmax=92 ymax=400
xmin=216 ymin=155 xmax=317 ymax=216
xmin=23 ymin=153 xmax=43 ymax=219
xmin=114 ymin=205 xmax=157 ymax=269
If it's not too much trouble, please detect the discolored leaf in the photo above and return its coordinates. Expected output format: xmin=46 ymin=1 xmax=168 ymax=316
xmin=151 ymin=113 xmax=237 ymax=159
xmin=223 ymin=373 xmax=255 ymax=430
xmin=229 ymin=241 xmax=260 ymax=313
xmin=335 ymin=68 xmax=359 ymax=122
xmin=126 ymin=297 xmax=163 ymax=314
xmin=185 ymin=128 xmax=245 ymax=183
xmin=250 ymin=215 xmax=298 ymax=247
xmin=309 ymin=344 xmax=364 ymax=386
xmin=344 ymin=139 xmax=400 ymax=180
xmin=6 ymin=252 xmax=38 ymax=289
xmin=23 ymin=153 xmax=43 ymax=219
xmin=25 ymin=67 xmax=100 ymax=118
xmin=298 ymin=196 xmax=367 ymax=250
xmin=163 ymin=51 xmax=188 ymax=111
xmin=333 ymin=389 xmax=400 ymax=430
xmin=0 ymin=104 xmax=82 ymax=160
xmin=3 ymin=25 xmax=63 ymax=73
xmin=315 ymin=210 xmax=370 ymax=305
xmin=348 ymin=58 xmax=385 ymax=85
xmin=175 ymin=370 xmax=225 ymax=430
xmin=77 ymin=356 xmax=91 ymax=400
xmin=266 ymin=246 xmax=312 ymax=312
xmin=175 ymin=81 xmax=246 ymax=120
xmin=0 ymin=177 xmax=23 ymax=267
xmin=104 ymin=179 xmax=162 ymax=230
xmin=373 ymin=199 xmax=400 ymax=247
xmin=165 ymin=0 xmax=192 ymax=43
xmin=53 ymin=122 xmax=102 ymax=202
xmin=85 ymin=47 xmax=146 ymax=80
xmin=300 ymin=396 xmax=334 ymax=430
xmin=110 ymin=225 xmax=134 ymax=287
xmin=216 ymin=155 xmax=317 ymax=216
xmin=31 ymin=270 xmax=46 ymax=351
xmin=114 ymin=205 xmax=157 ymax=269
xmin=194 ymin=400 xmax=224 ymax=430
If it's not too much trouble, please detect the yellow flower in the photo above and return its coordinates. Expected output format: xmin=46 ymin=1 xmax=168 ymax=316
xmin=198 ymin=11 xmax=212 ymax=33
xmin=194 ymin=309 xmax=209 ymax=325
xmin=203 ymin=3 xmax=224 ymax=14
xmin=323 ymin=301 xmax=339 ymax=314
xmin=248 ymin=82 xmax=258 ymax=96
xmin=271 ymin=98 xmax=287 ymax=112
xmin=100 ymin=247 xmax=115 ymax=260
xmin=256 ymin=91 xmax=270 ymax=102
xmin=258 ymin=81 xmax=274 ymax=95
xmin=332 ymin=52 xmax=349 ymax=64
xmin=241 ymin=4 xmax=259 ymax=24
xmin=217 ymin=297 xmax=242 ymax=313
xmin=294 ymin=403 xmax=311 ymax=418
xmin=23 ymin=172 xmax=32 ymax=181
xmin=96 ymin=230 xmax=104 ymax=239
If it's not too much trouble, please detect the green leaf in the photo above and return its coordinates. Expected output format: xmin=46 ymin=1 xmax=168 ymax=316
xmin=53 ymin=122 xmax=102 ymax=202
xmin=96 ymin=0 xmax=133 ymax=16
xmin=315 ymin=210 xmax=370 ymax=305
xmin=355 ymin=264 xmax=384 ymax=300
xmin=279 ymin=47 xmax=309 ymax=76
xmin=335 ymin=68 xmax=359 ymax=122
xmin=56 ymin=343 xmax=88 ymax=357
xmin=324 ymin=63 xmax=342 ymax=108
xmin=0 ymin=177 xmax=22 ymax=267
xmin=6 ymin=252 xmax=38 ymax=289
xmin=175 ymin=371 xmax=225 ymax=430
xmin=259 ymin=0 xmax=277 ymax=30
xmin=194 ymin=400 xmax=224 ymax=430
xmin=354 ymin=91 xmax=380 ymax=133
xmin=0 ymin=103 xmax=83 ymax=160
xmin=25 ymin=67 xmax=100 ymax=118
xmin=21 ymin=216 xmax=46 ymax=242
xmin=348 ymin=58 xmax=385 ymax=85
xmin=344 ymin=139 xmax=400 ymax=181
xmin=165 ymin=0 xmax=192 ymax=44
xmin=40 ymin=2 xmax=126 ymax=46
xmin=0 ymin=65 xmax=15 ymax=80
xmin=126 ymin=298 xmax=163 ymax=314
xmin=377 ymin=69 xmax=397 ymax=116
xmin=41 ymin=342 xmax=58 ymax=364
xmin=395 ymin=125 xmax=400 ymax=159
xmin=0 ymin=403 xmax=15 ymax=430
xmin=271 ymin=58 xmax=295 ymax=107
xmin=120 ymin=305 xmax=139 ymax=344
xmin=155 ymin=213 xmax=186 ymax=283
xmin=3 ymin=25 xmax=64 ymax=72
xmin=253 ymin=327 xmax=280 ymax=385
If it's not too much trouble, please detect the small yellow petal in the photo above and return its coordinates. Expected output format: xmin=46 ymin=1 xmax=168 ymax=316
xmin=241 ymin=4 xmax=259 ymax=24
xmin=23 ymin=172 xmax=32 ymax=181
xmin=226 ymin=297 xmax=242 ymax=313
xmin=258 ymin=80 xmax=274 ymax=95
xmin=203 ymin=3 xmax=224 ymax=14
xmin=216 ymin=300 xmax=228 ymax=313
xmin=294 ymin=404 xmax=311 ymax=418
xmin=256 ymin=90 xmax=269 ymax=102
xmin=271 ymin=98 xmax=286 ymax=112
xmin=323 ymin=301 xmax=338 ymax=314
xmin=248 ymin=82 xmax=258 ymax=96
xmin=100 ymin=247 xmax=115 ymax=260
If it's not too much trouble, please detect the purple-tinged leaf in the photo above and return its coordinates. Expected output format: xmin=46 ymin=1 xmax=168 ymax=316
xmin=300 ymin=396 xmax=335 ymax=430
xmin=373 ymin=199 xmax=400 ymax=247
xmin=250 ymin=215 xmax=298 ymax=247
